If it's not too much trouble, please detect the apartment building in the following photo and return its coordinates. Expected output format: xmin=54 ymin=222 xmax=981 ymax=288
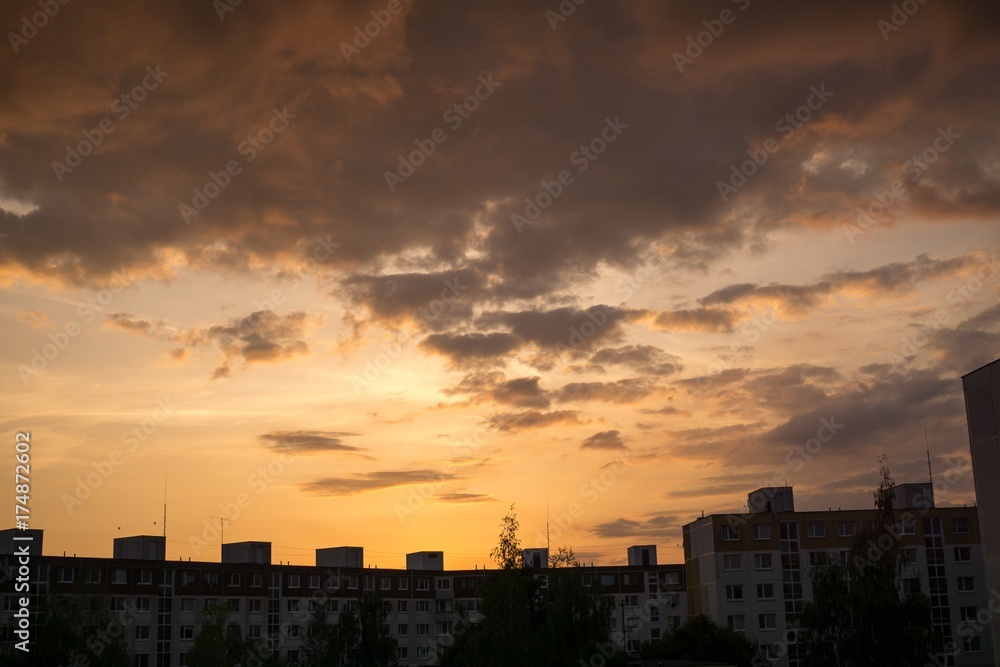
xmin=683 ymin=484 xmax=993 ymax=667
xmin=0 ymin=535 xmax=684 ymax=666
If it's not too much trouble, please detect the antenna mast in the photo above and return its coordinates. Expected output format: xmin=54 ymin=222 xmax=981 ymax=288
xmin=546 ymin=497 xmax=550 ymax=553
xmin=163 ymin=475 xmax=167 ymax=539
xmin=924 ymin=419 xmax=934 ymax=484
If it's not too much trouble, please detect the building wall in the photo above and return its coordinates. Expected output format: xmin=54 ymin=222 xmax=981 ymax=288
xmin=0 ymin=556 xmax=684 ymax=666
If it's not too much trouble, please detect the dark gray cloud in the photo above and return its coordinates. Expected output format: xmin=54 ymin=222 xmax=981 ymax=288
xmin=589 ymin=344 xmax=684 ymax=376
xmin=420 ymin=332 xmax=522 ymax=365
xmin=258 ymin=430 xmax=364 ymax=455
xmin=590 ymin=514 xmax=682 ymax=540
xmin=301 ymin=469 xmax=453 ymax=496
xmin=485 ymin=409 xmax=582 ymax=433
xmin=492 ymin=376 xmax=550 ymax=409
xmin=581 ymin=430 xmax=627 ymax=450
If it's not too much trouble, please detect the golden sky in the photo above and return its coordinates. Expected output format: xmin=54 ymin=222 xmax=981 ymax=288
xmin=1 ymin=0 xmax=998 ymax=568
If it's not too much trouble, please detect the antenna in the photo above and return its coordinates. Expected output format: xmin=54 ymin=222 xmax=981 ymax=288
xmin=163 ymin=475 xmax=167 ymax=540
xmin=546 ymin=497 xmax=550 ymax=553
xmin=924 ymin=418 xmax=934 ymax=484
xmin=211 ymin=515 xmax=232 ymax=560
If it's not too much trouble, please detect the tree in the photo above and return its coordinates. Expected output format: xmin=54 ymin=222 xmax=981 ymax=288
xmin=548 ymin=545 xmax=580 ymax=568
xmin=442 ymin=506 xmax=625 ymax=667
xmin=186 ymin=603 xmax=275 ymax=667
xmin=489 ymin=504 xmax=522 ymax=569
xmin=302 ymin=605 xmax=345 ymax=667
xmin=341 ymin=592 xmax=397 ymax=667
xmin=641 ymin=614 xmax=760 ymax=667
xmin=0 ymin=594 xmax=131 ymax=667
xmin=799 ymin=456 xmax=934 ymax=667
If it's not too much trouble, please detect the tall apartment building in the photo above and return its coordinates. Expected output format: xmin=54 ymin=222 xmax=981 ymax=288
xmin=0 ymin=535 xmax=684 ymax=666
xmin=684 ymin=484 xmax=993 ymax=667
xmin=963 ymin=358 xmax=1000 ymax=659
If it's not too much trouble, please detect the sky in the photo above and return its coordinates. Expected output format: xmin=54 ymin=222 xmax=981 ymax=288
xmin=1 ymin=0 xmax=998 ymax=569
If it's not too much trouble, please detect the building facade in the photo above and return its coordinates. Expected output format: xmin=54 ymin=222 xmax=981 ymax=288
xmin=683 ymin=484 xmax=993 ymax=667
xmin=0 ymin=537 xmax=684 ymax=666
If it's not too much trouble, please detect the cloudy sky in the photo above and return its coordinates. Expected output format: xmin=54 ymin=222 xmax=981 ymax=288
xmin=1 ymin=0 xmax=998 ymax=568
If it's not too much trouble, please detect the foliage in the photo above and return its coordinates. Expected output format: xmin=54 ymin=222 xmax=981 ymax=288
xmin=442 ymin=507 xmax=626 ymax=667
xmin=548 ymin=545 xmax=580 ymax=568
xmin=0 ymin=593 xmax=131 ymax=667
xmin=302 ymin=593 xmax=397 ymax=667
xmin=640 ymin=614 xmax=760 ymax=667
xmin=798 ymin=456 xmax=934 ymax=667
xmin=186 ymin=603 xmax=273 ymax=667
xmin=489 ymin=504 xmax=522 ymax=569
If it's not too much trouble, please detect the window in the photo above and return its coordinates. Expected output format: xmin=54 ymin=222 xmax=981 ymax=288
xmin=138 ymin=570 xmax=152 ymax=585
xmin=958 ymin=576 xmax=975 ymax=592
xmin=752 ymin=524 xmax=771 ymax=540
xmin=723 ymin=554 xmax=742 ymax=571
xmin=954 ymin=547 xmax=972 ymax=563
xmin=347 ymin=576 xmax=358 ymax=590
xmin=398 ymin=624 xmax=408 ymax=636
xmin=903 ymin=578 xmax=921 ymax=596
xmin=228 ymin=573 xmax=240 ymax=587
xmin=182 ymin=571 xmax=196 ymax=586
xmin=838 ymin=550 xmax=850 ymax=565
xmin=759 ymin=613 xmax=777 ymax=630
xmin=204 ymin=598 xmax=217 ymax=609
xmin=416 ymin=601 xmax=429 ymax=613
xmin=57 ymin=567 xmax=75 ymax=583
xmin=960 ymin=606 xmax=978 ymax=622
xmin=807 ymin=522 xmax=825 ymax=538
xmin=897 ymin=518 xmax=915 ymax=536
xmin=600 ymin=574 xmax=615 ymax=587
xmin=84 ymin=568 xmax=101 ymax=584
xmin=288 ymin=574 xmax=300 ymax=588
xmin=227 ymin=599 xmax=240 ymax=613
xmin=435 ymin=600 xmax=453 ymax=614
xmin=397 ymin=577 xmax=408 ymax=591
xmin=727 ymin=615 xmax=745 ymax=632
xmin=135 ymin=598 xmax=151 ymax=613
xmin=722 ymin=525 xmax=740 ymax=541
xmin=248 ymin=625 xmax=262 ymax=638
xmin=204 ymin=572 xmax=219 ymax=586
xmin=287 ymin=600 xmax=300 ymax=613
xmin=837 ymin=521 xmax=854 ymax=537
xmin=110 ymin=597 xmax=125 ymax=612
xmin=251 ymin=573 xmax=263 ymax=587
xmin=364 ymin=575 xmax=375 ymax=591
xmin=725 ymin=584 xmax=744 ymax=601
xmin=953 ymin=517 xmax=969 ymax=534
xmin=438 ymin=621 xmax=451 ymax=635
xmin=249 ymin=599 xmax=263 ymax=613
xmin=415 ymin=577 xmax=429 ymax=591
xmin=902 ymin=547 xmax=918 ymax=565
xmin=398 ymin=648 xmax=409 ymax=660
xmin=135 ymin=626 xmax=150 ymax=640
xmin=287 ymin=625 xmax=300 ymax=638
xmin=963 ymin=637 xmax=982 ymax=652
xmin=112 ymin=569 xmax=127 ymax=585
xmin=436 ymin=577 xmax=452 ymax=590
xmin=181 ymin=626 xmax=194 ymax=639
xmin=663 ymin=571 xmax=680 ymax=586
xmin=180 ymin=598 xmax=194 ymax=612
xmin=754 ymin=553 xmax=772 ymax=570
xmin=416 ymin=623 xmax=430 ymax=636
xmin=623 ymin=595 xmax=638 ymax=608
xmin=308 ymin=575 xmax=320 ymax=589
xmin=756 ymin=583 xmax=774 ymax=600
xmin=287 ymin=650 xmax=299 ymax=664
xmin=135 ymin=656 xmax=149 ymax=667
xmin=326 ymin=600 xmax=339 ymax=613
xmin=417 ymin=646 xmax=430 ymax=659
xmin=809 ymin=551 xmax=831 ymax=566
xmin=397 ymin=600 xmax=408 ymax=613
